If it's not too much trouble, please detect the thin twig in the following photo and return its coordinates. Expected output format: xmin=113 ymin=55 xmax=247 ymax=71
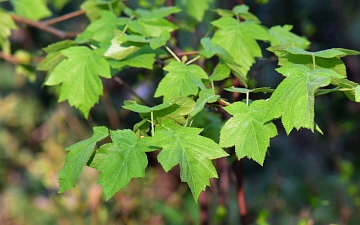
xmin=10 ymin=14 xmax=79 ymax=39
xmin=165 ymin=46 xmax=181 ymax=62
xmin=0 ymin=51 xmax=18 ymax=64
xmin=113 ymin=76 xmax=154 ymax=106
xmin=42 ymin=9 xmax=86 ymax=26
xmin=161 ymin=51 xmax=199 ymax=61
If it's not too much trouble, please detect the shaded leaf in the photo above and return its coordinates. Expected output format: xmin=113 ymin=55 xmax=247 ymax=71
xmin=268 ymin=25 xmax=310 ymax=49
xmin=11 ymin=0 xmax=51 ymax=20
xmin=81 ymin=0 xmax=125 ymax=21
xmin=76 ymin=11 xmax=126 ymax=43
xmin=91 ymin=129 xmax=150 ymax=200
xmin=190 ymin=89 xmax=220 ymax=117
xmin=58 ymin=126 xmax=109 ymax=193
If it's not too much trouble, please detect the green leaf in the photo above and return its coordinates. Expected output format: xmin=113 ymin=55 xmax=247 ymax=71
xmin=44 ymin=46 xmax=111 ymax=117
xmin=224 ymin=87 xmax=274 ymax=94
xmin=192 ymin=110 xmax=223 ymax=143
xmin=141 ymin=97 xmax=196 ymax=125
xmin=200 ymin=38 xmax=246 ymax=84
xmin=91 ymin=129 xmax=150 ymax=200
xmin=268 ymin=25 xmax=310 ymax=49
xmin=148 ymin=120 xmax=228 ymax=201
xmin=11 ymin=0 xmax=51 ymax=20
xmin=76 ymin=11 xmax=125 ymax=43
xmin=268 ymin=44 xmax=360 ymax=77
xmin=81 ymin=0 xmax=125 ymax=21
xmin=220 ymin=100 xmax=277 ymax=165
xmin=266 ymin=64 xmax=343 ymax=134
xmin=213 ymin=5 xmax=260 ymax=23
xmin=232 ymin=5 xmax=261 ymax=23
xmin=210 ymin=62 xmax=231 ymax=82
xmin=154 ymin=61 xmax=208 ymax=101
xmin=110 ymin=53 xmax=155 ymax=69
xmin=49 ymin=0 xmax=70 ymax=11
xmin=149 ymin=32 xmax=171 ymax=49
xmin=190 ymin=89 xmax=220 ymax=117
xmin=127 ymin=7 xmax=180 ymax=37
xmin=356 ymin=86 xmax=360 ymax=102
xmin=181 ymin=0 xmax=212 ymax=22
xmin=134 ymin=119 xmax=151 ymax=138
xmin=0 ymin=9 xmax=17 ymax=41
xmin=129 ymin=18 xmax=178 ymax=37
xmin=38 ymin=40 xmax=77 ymax=72
xmin=123 ymin=100 xmax=173 ymax=113
xmin=37 ymin=51 xmax=66 ymax=71
xmin=330 ymin=77 xmax=360 ymax=102
xmin=42 ymin=40 xmax=77 ymax=53
xmin=58 ymin=126 xmax=109 ymax=193
xmin=104 ymin=31 xmax=143 ymax=60
xmin=211 ymin=17 xmax=268 ymax=77
xmin=201 ymin=38 xmax=246 ymax=84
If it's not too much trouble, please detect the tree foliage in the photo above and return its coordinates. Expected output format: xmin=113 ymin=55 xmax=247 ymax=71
xmin=1 ymin=0 xmax=359 ymax=204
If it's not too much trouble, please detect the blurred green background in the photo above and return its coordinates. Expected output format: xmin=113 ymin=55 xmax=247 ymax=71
xmin=1 ymin=0 xmax=360 ymax=224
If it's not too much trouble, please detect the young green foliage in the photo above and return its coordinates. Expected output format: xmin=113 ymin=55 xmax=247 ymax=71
xmin=220 ymin=100 xmax=277 ymax=165
xmin=266 ymin=64 xmax=343 ymax=134
xmin=44 ymin=46 xmax=111 ymax=117
xmin=211 ymin=17 xmax=269 ymax=78
xmin=155 ymin=61 xmax=208 ymax=101
xmin=147 ymin=120 xmax=229 ymax=201
xmin=90 ymin=130 xmax=151 ymax=200
xmin=58 ymin=126 xmax=109 ymax=193
xmin=12 ymin=0 xmax=51 ymax=20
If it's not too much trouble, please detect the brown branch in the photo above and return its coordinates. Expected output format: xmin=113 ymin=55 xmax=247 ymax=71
xmin=234 ymin=159 xmax=247 ymax=225
xmin=10 ymin=14 xmax=79 ymax=39
xmin=113 ymin=76 xmax=154 ymax=106
xmin=42 ymin=9 xmax=86 ymax=26
xmin=0 ymin=51 xmax=18 ymax=64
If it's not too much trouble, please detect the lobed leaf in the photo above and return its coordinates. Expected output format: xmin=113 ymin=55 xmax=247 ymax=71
xmin=11 ymin=0 xmax=51 ymax=20
xmin=268 ymin=25 xmax=310 ymax=49
xmin=190 ymin=89 xmax=220 ymax=117
xmin=148 ymin=120 xmax=228 ymax=201
xmin=44 ymin=46 xmax=111 ymax=117
xmin=220 ymin=100 xmax=277 ymax=165
xmin=58 ymin=126 xmax=109 ymax=193
xmin=211 ymin=17 xmax=268 ymax=78
xmin=266 ymin=64 xmax=343 ymax=134
xmin=155 ymin=61 xmax=208 ymax=101
xmin=91 ymin=129 xmax=150 ymax=200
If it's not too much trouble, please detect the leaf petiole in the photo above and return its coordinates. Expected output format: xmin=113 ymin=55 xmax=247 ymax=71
xmin=312 ymin=53 xmax=316 ymax=70
xmin=185 ymin=55 xmax=201 ymax=65
xmin=166 ymin=46 xmax=181 ymax=62
xmin=151 ymin=111 xmax=155 ymax=136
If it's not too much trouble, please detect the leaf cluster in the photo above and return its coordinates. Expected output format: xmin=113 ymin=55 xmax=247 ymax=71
xmin=2 ymin=0 xmax=359 ymax=202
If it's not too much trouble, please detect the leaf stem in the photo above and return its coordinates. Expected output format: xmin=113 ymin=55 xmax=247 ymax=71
xmin=151 ymin=111 xmax=155 ymax=136
xmin=246 ymin=92 xmax=249 ymax=106
xmin=166 ymin=46 xmax=181 ymax=62
xmin=108 ymin=2 xmax=114 ymax=13
xmin=185 ymin=55 xmax=201 ymax=65
xmin=211 ymin=80 xmax=215 ymax=90
xmin=312 ymin=53 xmax=316 ymax=70
xmin=122 ymin=16 xmax=135 ymax=33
